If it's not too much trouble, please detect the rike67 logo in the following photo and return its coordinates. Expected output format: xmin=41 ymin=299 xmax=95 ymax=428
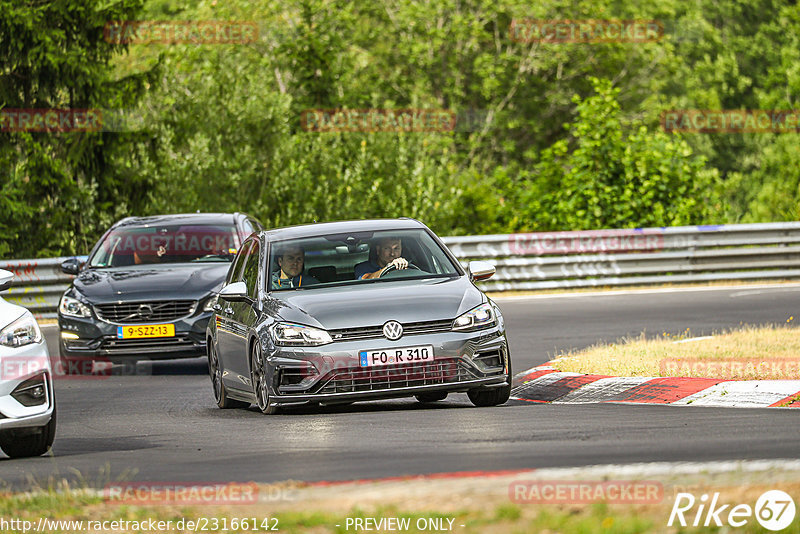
xmin=669 ymin=490 xmax=796 ymax=531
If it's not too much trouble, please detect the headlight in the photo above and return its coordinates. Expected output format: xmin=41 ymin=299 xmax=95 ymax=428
xmin=59 ymin=293 xmax=92 ymax=318
xmin=271 ymin=323 xmax=332 ymax=346
xmin=203 ymin=295 xmax=218 ymax=312
xmin=453 ymin=303 xmax=496 ymax=331
xmin=0 ymin=312 xmax=43 ymax=348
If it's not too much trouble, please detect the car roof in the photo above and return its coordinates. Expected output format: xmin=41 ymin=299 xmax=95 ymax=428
xmin=262 ymin=218 xmax=427 ymax=241
xmin=112 ymin=213 xmax=239 ymax=228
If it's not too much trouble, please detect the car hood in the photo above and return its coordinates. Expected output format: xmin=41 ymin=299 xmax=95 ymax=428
xmin=270 ymin=276 xmax=484 ymax=330
xmin=73 ymin=264 xmax=231 ymax=303
xmin=0 ymin=297 xmax=26 ymax=331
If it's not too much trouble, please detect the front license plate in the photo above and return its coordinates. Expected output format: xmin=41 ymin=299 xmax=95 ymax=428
xmin=116 ymin=324 xmax=175 ymax=339
xmin=359 ymin=345 xmax=434 ymax=368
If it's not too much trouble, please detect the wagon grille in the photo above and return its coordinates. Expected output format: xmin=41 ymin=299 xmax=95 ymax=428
xmin=95 ymin=300 xmax=196 ymax=323
xmin=315 ymin=358 xmax=476 ymax=394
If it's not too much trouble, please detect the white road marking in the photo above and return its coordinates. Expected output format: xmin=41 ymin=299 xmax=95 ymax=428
xmin=524 ymin=459 xmax=800 ymax=480
xmin=513 ymin=365 xmax=556 ymax=379
xmin=492 ymin=282 xmax=800 ymax=301
xmin=511 ymin=371 xmax=581 ymax=395
xmin=674 ymin=380 xmax=800 ymax=407
xmin=673 ymin=336 xmax=714 ymax=344
xmin=555 ymin=376 xmax=656 ymax=404
xmin=730 ymin=286 xmax=800 ymax=298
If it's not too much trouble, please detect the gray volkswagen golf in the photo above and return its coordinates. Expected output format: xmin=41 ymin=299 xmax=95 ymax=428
xmin=207 ymin=219 xmax=511 ymax=414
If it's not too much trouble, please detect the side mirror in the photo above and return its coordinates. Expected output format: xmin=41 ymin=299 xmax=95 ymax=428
xmin=60 ymin=258 xmax=83 ymax=276
xmin=468 ymin=260 xmax=495 ymax=281
xmin=218 ymin=281 xmax=250 ymax=302
xmin=0 ymin=269 xmax=13 ymax=292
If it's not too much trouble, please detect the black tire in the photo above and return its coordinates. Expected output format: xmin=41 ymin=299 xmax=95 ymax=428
xmin=467 ymin=359 xmax=512 ymax=407
xmin=467 ymin=385 xmax=511 ymax=407
xmin=208 ymin=342 xmax=248 ymax=409
xmin=0 ymin=404 xmax=57 ymax=458
xmin=415 ymin=391 xmax=448 ymax=403
xmin=251 ymin=343 xmax=280 ymax=415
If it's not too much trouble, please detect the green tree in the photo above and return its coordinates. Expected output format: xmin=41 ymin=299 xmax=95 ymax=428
xmin=519 ymin=78 xmax=721 ymax=230
xmin=0 ymin=0 xmax=152 ymax=257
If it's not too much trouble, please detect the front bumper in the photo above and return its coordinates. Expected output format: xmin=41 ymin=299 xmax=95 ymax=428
xmin=59 ymin=312 xmax=212 ymax=361
xmin=0 ymin=340 xmax=55 ymax=429
xmin=265 ymin=326 xmax=510 ymax=406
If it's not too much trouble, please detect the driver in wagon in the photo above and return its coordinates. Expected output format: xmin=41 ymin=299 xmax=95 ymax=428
xmin=354 ymin=236 xmax=410 ymax=280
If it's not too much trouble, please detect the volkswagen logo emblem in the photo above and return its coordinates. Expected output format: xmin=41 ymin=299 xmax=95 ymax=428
xmin=137 ymin=304 xmax=154 ymax=319
xmin=382 ymin=321 xmax=403 ymax=341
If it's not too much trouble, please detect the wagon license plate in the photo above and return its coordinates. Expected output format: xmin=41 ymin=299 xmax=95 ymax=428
xmin=359 ymin=345 xmax=434 ymax=368
xmin=116 ymin=324 xmax=175 ymax=339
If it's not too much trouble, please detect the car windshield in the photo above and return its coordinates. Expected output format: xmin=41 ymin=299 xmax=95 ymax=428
xmin=88 ymin=224 xmax=240 ymax=267
xmin=268 ymin=229 xmax=460 ymax=291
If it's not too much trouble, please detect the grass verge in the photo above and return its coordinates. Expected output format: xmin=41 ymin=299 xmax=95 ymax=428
xmin=551 ymin=324 xmax=800 ymax=379
xmin=2 ymin=474 xmax=799 ymax=534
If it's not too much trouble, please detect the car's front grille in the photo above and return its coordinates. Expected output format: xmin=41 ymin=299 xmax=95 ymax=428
xmin=314 ymin=358 xmax=476 ymax=394
xmin=99 ymin=334 xmax=200 ymax=354
xmin=95 ymin=300 xmax=196 ymax=324
xmin=329 ymin=319 xmax=453 ymax=342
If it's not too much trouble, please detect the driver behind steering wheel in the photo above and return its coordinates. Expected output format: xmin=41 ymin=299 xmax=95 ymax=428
xmin=355 ymin=237 xmax=409 ymax=280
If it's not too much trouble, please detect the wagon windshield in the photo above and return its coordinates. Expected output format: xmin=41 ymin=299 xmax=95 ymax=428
xmin=89 ymin=224 xmax=240 ymax=267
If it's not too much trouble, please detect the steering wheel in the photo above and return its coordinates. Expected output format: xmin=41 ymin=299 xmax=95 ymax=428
xmin=379 ymin=262 xmax=420 ymax=278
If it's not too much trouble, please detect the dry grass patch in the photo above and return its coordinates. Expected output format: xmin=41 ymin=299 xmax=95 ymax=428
xmin=551 ymin=324 xmax=800 ymax=379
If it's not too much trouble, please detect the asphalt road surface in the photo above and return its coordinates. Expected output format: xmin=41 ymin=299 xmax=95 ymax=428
xmin=1 ymin=284 xmax=798 ymax=488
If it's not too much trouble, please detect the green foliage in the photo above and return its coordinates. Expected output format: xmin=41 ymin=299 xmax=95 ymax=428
xmin=0 ymin=0 xmax=154 ymax=257
xmin=2 ymin=0 xmax=799 ymax=257
xmin=519 ymin=79 xmax=721 ymax=230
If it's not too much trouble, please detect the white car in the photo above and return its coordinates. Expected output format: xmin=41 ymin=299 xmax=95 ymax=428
xmin=0 ymin=269 xmax=56 ymax=457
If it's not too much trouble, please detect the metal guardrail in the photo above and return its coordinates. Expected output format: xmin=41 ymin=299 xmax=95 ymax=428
xmin=3 ymin=222 xmax=800 ymax=318
xmin=0 ymin=257 xmax=85 ymax=320
xmin=441 ymin=222 xmax=800 ymax=292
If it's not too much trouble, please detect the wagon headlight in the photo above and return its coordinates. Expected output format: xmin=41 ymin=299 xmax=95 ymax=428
xmin=0 ymin=312 xmax=43 ymax=348
xmin=453 ymin=303 xmax=496 ymax=331
xmin=271 ymin=322 xmax=332 ymax=346
xmin=59 ymin=293 xmax=92 ymax=318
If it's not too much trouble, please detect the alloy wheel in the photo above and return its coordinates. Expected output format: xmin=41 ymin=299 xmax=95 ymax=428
xmin=208 ymin=343 xmax=222 ymax=403
xmin=251 ymin=344 xmax=270 ymax=412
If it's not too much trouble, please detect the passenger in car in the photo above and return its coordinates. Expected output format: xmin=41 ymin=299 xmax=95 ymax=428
xmin=354 ymin=237 xmax=409 ymax=279
xmin=134 ymin=244 xmax=167 ymax=265
xmin=271 ymin=245 xmax=319 ymax=289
